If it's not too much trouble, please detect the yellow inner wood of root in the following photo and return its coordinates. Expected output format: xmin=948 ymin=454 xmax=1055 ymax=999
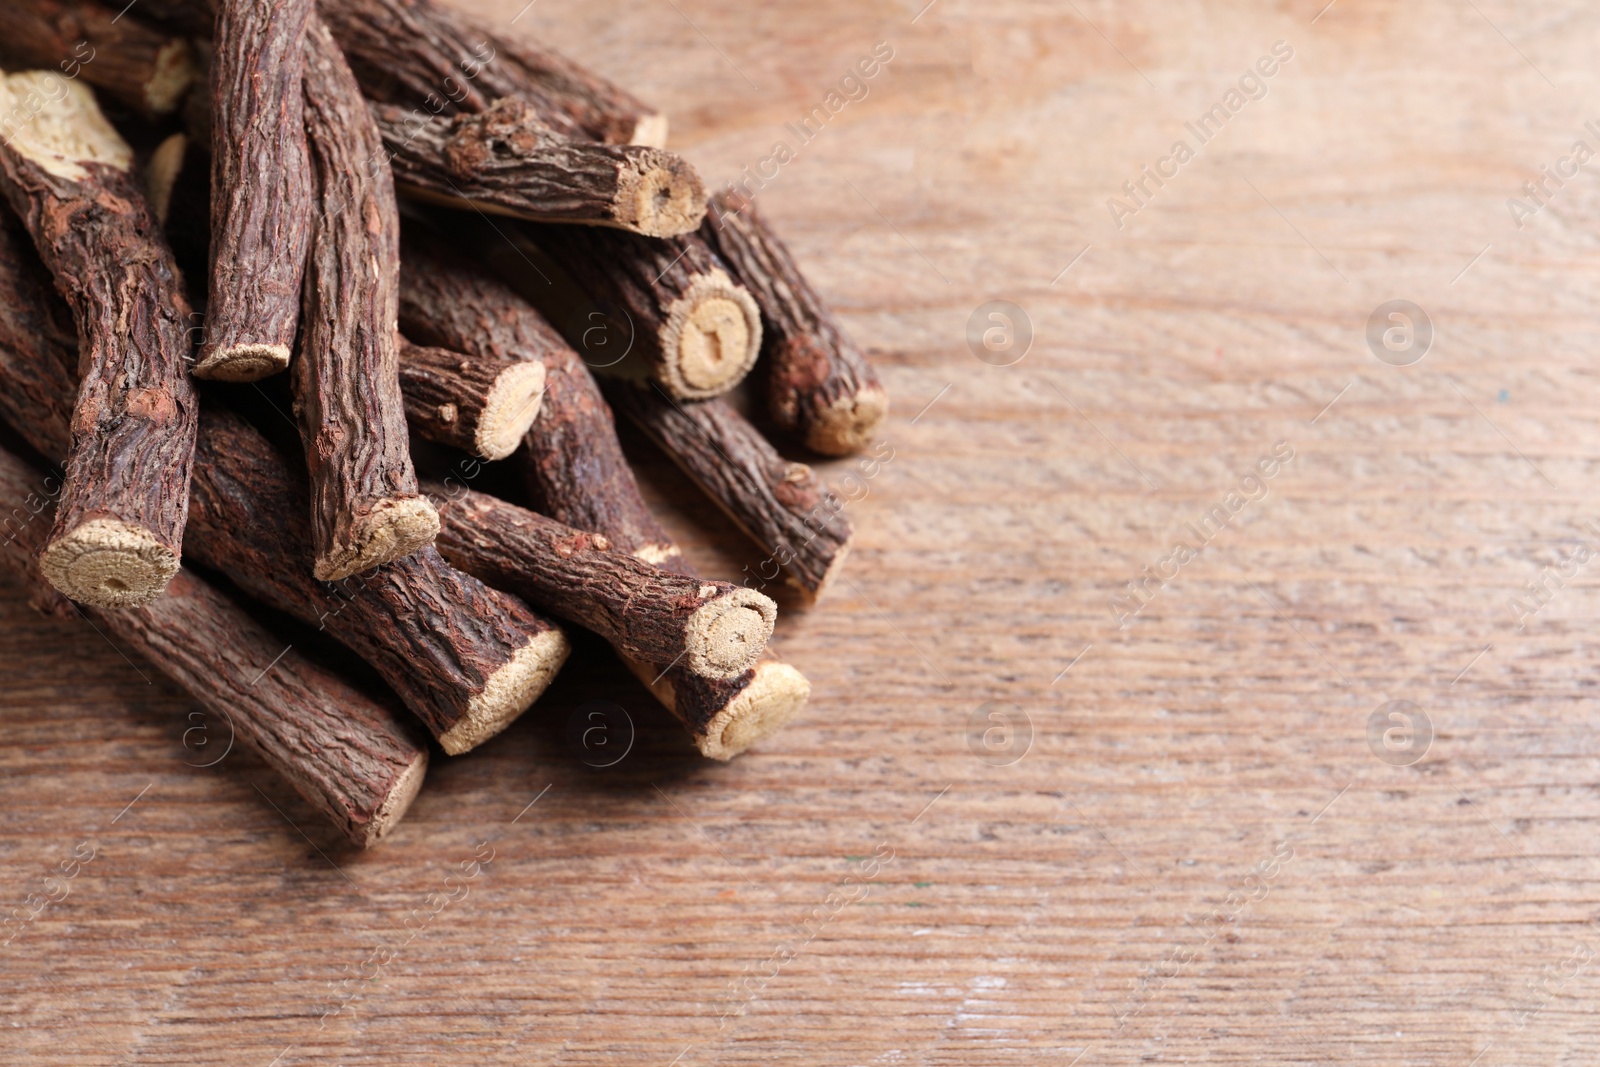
xmin=0 ymin=70 xmax=132 ymax=181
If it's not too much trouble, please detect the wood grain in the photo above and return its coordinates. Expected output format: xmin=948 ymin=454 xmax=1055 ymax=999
xmin=3 ymin=0 xmax=1599 ymax=1064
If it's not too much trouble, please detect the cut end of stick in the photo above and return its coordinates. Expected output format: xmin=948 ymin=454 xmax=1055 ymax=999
xmin=699 ymin=660 xmax=810 ymax=760
xmin=0 ymin=72 xmax=132 ymax=181
xmin=359 ymin=749 xmax=429 ymax=847
xmin=661 ymin=270 xmax=762 ymax=399
xmin=475 ymin=360 xmax=547 ymax=460
xmin=630 ymin=113 xmax=670 ymax=149
xmin=804 ymin=385 xmax=890 ymax=457
xmin=39 ymin=518 xmax=179 ymax=608
xmin=440 ymin=625 xmax=571 ymax=755
xmin=685 ymin=587 xmax=776 ymax=679
xmin=314 ymin=497 xmax=441 ymax=582
xmin=145 ymin=132 xmax=187 ymax=227
xmin=614 ymin=149 xmax=705 ymax=237
xmin=192 ymin=343 xmax=293 ymax=382
xmin=145 ymin=39 xmax=201 ymax=117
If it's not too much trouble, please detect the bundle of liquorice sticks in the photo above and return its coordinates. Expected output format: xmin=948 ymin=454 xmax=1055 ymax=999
xmin=0 ymin=0 xmax=886 ymax=846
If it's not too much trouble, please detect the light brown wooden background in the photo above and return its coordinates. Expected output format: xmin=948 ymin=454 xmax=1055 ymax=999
xmin=6 ymin=0 xmax=1600 ymax=1063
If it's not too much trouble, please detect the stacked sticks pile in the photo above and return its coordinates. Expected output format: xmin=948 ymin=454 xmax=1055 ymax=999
xmin=0 ymin=0 xmax=886 ymax=846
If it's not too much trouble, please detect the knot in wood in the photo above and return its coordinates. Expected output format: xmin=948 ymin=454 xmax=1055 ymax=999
xmin=443 ymin=98 xmax=551 ymax=176
xmin=314 ymin=424 xmax=346 ymax=459
xmin=773 ymin=465 xmax=821 ymax=510
xmin=125 ymin=387 xmax=176 ymax=424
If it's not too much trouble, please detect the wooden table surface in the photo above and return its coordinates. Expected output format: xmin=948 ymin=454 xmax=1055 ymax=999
xmin=6 ymin=0 xmax=1600 ymax=1063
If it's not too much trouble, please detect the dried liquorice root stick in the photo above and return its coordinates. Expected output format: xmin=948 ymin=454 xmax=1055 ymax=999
xmin=0 ymin=0 xmax=198 ymax=120
xmin=373 ymin=100 xmax=702 ymax=237
xmin=396 ymin=231 xmax=807 ymax=758
xmin=0 ymin=442 xmax=429 ymax=847
xmin=0 ymin=208 xmax=73 ymax=617
xmin=702 ymin=192 xmax=889 ymax=455
xmin=321 ymin=0 xmax=664 ymax=146
xmin=299 ymin=15 xmax=438 ymax=581
xmin=0 ymin=231 xmax=569 ymax=753
xmin=140 ymin=126 xmax=544 ymax=457
xmin=0 ymin=209 xmax=75 ymax=465
xmin=605 ymin=383 xmax=853 ymax=604
xmin=186 ymin=408 xmax=570 ymax=755
xmin=104 ymin=570 xmax=430 ymax=844
xmin=399 ymin=335 xmax=545 ymax=462
xmin=627 ymin=651 xmax=809 ymax=760
xmin=196 ymin=0 xmax=314 ymax=381
xmin=0 ymin=74 xmax=199 ymax=608
xmin=425 ymin=481 xmax=776 ymax=680
xmin=397 ymin=227 xmax=679 ymax=567
xmin=126 ymin=0 xmax=665 ymax=145
xmin=523 ymin=223 xmax=762 ymax=400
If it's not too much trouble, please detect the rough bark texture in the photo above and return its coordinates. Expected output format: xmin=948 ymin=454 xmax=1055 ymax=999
xmin=100 ymin=569 xmax=430 ymax=845
xmin=425 ymin=481 xmax=775 ymax=679
xmin=319 ymin=0 xmax=663 ymax=145
xmin=186 ymin=408 xmax=569 ymax=755
xmin=197 ymin=0 xmax=313 ymax=382
xmin=0 ymin=209 xmax=77 ymax=616
xmin=0 ymin=209 xmax=76 ymax=465
xmin=298 ymin=15 xmax=438 ymax=582
xmin=112 ymin=0 xmax=664 ymax=144
xmin=0 ymin=0 xmax=199 ymax=119
xmin=0 ymin=441 xmax=428 ymax=847
xmin=523 ymin=223 xmax=762 ymax=400
xmin=0 ymin=238 xmax=569 ymax=756
xmin=395 ymin=228 xmax=807 ymax=756
xmin=372 ymin=99 xmax=701 ymax=236
xmin=397 ymin=228 xmax=679 ymax=567
xmin=604 ymin=383 xmax=853 ymax=604
xmin=702 ymin=191 xmax=889 ymax=455
xmin=0 ymin=73 xmax=199 ymax=609
xmin=399 ymin=335 xmax=546 ymax=462
xmin=0 ymin=456 xmax=73 ymax=621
